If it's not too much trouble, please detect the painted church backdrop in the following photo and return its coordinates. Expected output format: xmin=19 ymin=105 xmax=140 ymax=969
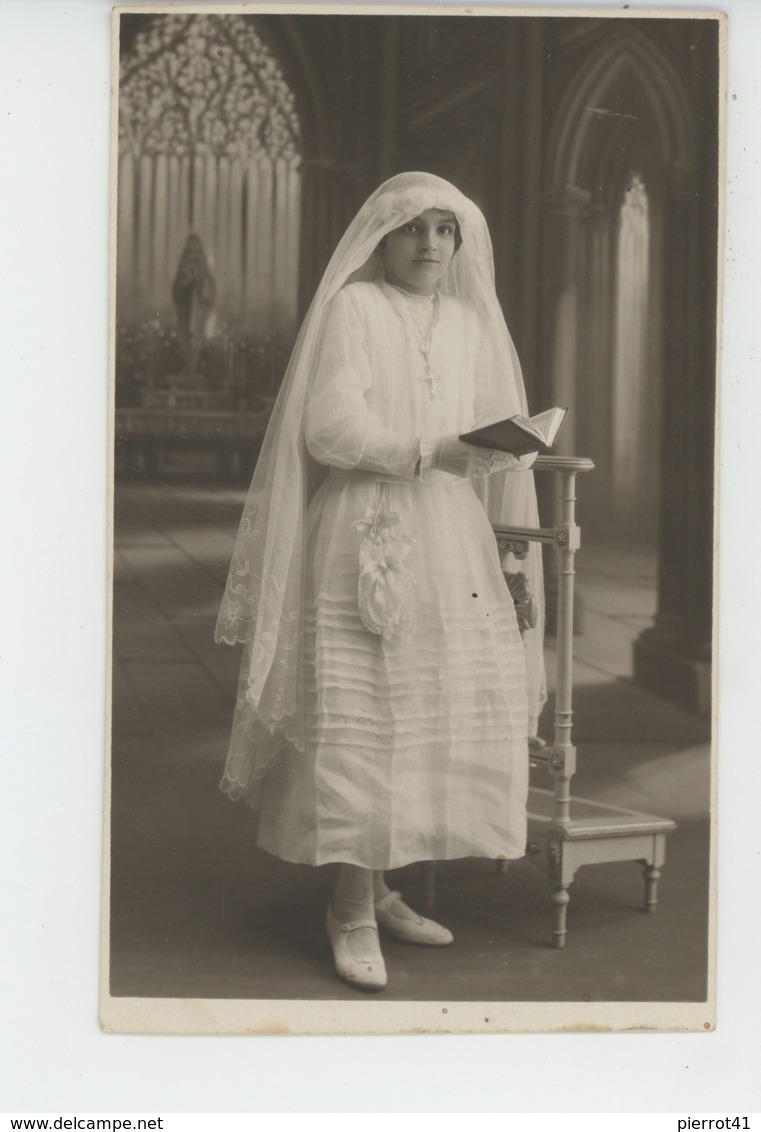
xmin=116 ymin=15 xmax=301 ymax=425
xmin=114 ymin=12 xmax=718 ymax=712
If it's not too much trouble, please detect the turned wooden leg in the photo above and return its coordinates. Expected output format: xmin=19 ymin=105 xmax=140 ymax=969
xmin=643 ymin=864 xmax=661 ymax=913
xmin=422 ymin=861 xmax=437 ymax=912
xmin=550 ymin=884 xmax=570 ymax=948
xmin=495 ymin=858 xmax=509 ymax=875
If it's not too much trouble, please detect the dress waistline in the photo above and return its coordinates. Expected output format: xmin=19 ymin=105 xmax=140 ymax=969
xmin=327 ymin=467 xmax=470 ymax=490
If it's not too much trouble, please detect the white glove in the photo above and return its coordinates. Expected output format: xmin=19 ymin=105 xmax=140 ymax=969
xmin=425 ymin=435 xmax=523 ymax=479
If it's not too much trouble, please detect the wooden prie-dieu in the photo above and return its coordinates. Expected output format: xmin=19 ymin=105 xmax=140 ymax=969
xmin=425 ymin=454 xmax=677 ymax=948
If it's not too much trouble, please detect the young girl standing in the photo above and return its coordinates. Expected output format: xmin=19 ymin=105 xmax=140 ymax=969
xmin=216 ymin=172 xmax=545 ymax=991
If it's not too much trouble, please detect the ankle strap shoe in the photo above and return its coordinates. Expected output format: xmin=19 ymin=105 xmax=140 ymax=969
xmin=326 ymin=904 xmax=388 ymax=991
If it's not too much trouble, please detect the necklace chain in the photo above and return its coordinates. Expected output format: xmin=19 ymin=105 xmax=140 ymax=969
xmin=389 ymin=286 xmax=441 ymax=400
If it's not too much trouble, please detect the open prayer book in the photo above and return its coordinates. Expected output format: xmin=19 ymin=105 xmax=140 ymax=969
xmin=460 ymin=406 xmax=568 ymax=457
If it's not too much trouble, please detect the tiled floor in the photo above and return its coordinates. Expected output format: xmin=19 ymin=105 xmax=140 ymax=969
xmin=109 ymin=483 xmax=711 ymax=1004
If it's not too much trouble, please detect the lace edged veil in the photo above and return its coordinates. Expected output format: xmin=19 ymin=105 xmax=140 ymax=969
xmin=216 ymin=172 xmax=546 ymax=797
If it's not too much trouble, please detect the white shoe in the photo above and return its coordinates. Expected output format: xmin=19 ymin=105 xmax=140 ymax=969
xmin=326 ymin=904 xmax=388 ymax=991
xmin=374 ymin=890 xmax=454 ymax=947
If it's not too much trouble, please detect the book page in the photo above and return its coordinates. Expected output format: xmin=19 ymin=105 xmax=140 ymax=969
xmin=529 ymin=407 xmax=567 ymax=446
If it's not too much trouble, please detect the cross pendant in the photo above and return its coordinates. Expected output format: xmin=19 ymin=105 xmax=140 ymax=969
xmin=420 ymin=354 xmax=439 ymax=399
xmin=424 ymin=365 xmax=436 ymax=399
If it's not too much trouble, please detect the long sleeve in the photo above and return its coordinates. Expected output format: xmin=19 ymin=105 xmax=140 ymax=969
xmin=305 ymin=287 xmax=422 ymax=479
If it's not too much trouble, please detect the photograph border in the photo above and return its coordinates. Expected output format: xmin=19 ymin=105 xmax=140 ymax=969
xmin=101 ymin=1 xmax=723 ymax=1037
xmin=6 ymin=0 xmax=761 ymax=1114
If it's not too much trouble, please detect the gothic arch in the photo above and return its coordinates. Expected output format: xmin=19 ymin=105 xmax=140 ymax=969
xmin=538 ymin=22 xmax=716 ymax=711
xmin=546 ymin=26 xmax=696 ymax=198
xmin=255 ymin=16 xmax=331 ymax=164
xmin=538 ymin=23 xmax=698 ymax=502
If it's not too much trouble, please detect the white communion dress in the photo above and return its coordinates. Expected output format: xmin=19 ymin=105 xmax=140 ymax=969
xmin=253 ymin=279 xmax=531 ymax=870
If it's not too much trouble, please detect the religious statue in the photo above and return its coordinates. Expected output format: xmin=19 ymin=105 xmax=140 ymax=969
xmin=172 ymin=234 xmax=216 ymax=377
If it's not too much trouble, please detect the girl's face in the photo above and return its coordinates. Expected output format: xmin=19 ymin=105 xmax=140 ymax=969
xmin=381 ymin=209 xmax=458 ymax=295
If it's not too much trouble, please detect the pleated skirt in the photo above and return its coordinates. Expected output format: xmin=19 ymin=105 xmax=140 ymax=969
xmin=256 ymin=469 xmax=529 ymax=869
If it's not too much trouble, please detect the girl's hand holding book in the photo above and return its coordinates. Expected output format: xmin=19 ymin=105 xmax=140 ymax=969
xmin=423 ymin=434 xmax=527 ymax=479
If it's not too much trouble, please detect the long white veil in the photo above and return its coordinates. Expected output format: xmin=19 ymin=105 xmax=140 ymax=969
xmin=216 ymin=172 xmax=546 ymax=801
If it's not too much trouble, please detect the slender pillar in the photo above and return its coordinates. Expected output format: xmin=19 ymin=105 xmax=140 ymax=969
xmin=216 ymin=155 xmax=230 ymax=314
xmin=167 ymin=155 xmax=183 ymax=293
xmin=272 ymin=155 xmax=290 ymax=334
xmin=576 ymin=202 xmax=614 ymax=528
xmin=227 ymin=157 xmax=244 ymax=325
xmin=255 ymin=158 xmax=274 ymax=332
xmin=244 ymin=156 xmax=259 ymax=326
xmin=136 ymin=154 xmax=154 ymax=321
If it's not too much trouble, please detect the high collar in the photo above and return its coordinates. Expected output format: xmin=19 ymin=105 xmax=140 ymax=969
xmin=379 ymin=278 xmax=439 ymax=321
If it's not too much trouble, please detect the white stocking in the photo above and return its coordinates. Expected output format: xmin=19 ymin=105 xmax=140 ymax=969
xmin=372 ymin=871 xmax=391 ymax=902
xmin=333 ymin=864 xmax=382 ymax=962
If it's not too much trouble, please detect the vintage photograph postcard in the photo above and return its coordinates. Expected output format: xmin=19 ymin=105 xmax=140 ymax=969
xmin=102 ymin=3 xmax=723 ymax=1035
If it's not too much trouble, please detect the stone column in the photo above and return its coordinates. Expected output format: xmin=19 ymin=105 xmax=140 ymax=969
xmin=296 ymin=160 xmax=353 ymax=318
xmin=374 ymin=18 xmax=399 ymax=184
xmin=632 ymin=168 xmax=713 ymax=714
xmin=538 ymin=186 xmax=592 ymax=455
xmin=538 ymin=186 xmax=591 ymax=634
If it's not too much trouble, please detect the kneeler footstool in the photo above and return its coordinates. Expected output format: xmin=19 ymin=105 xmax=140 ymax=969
xmin=423 ymin=454 xmax=677 ymax=948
